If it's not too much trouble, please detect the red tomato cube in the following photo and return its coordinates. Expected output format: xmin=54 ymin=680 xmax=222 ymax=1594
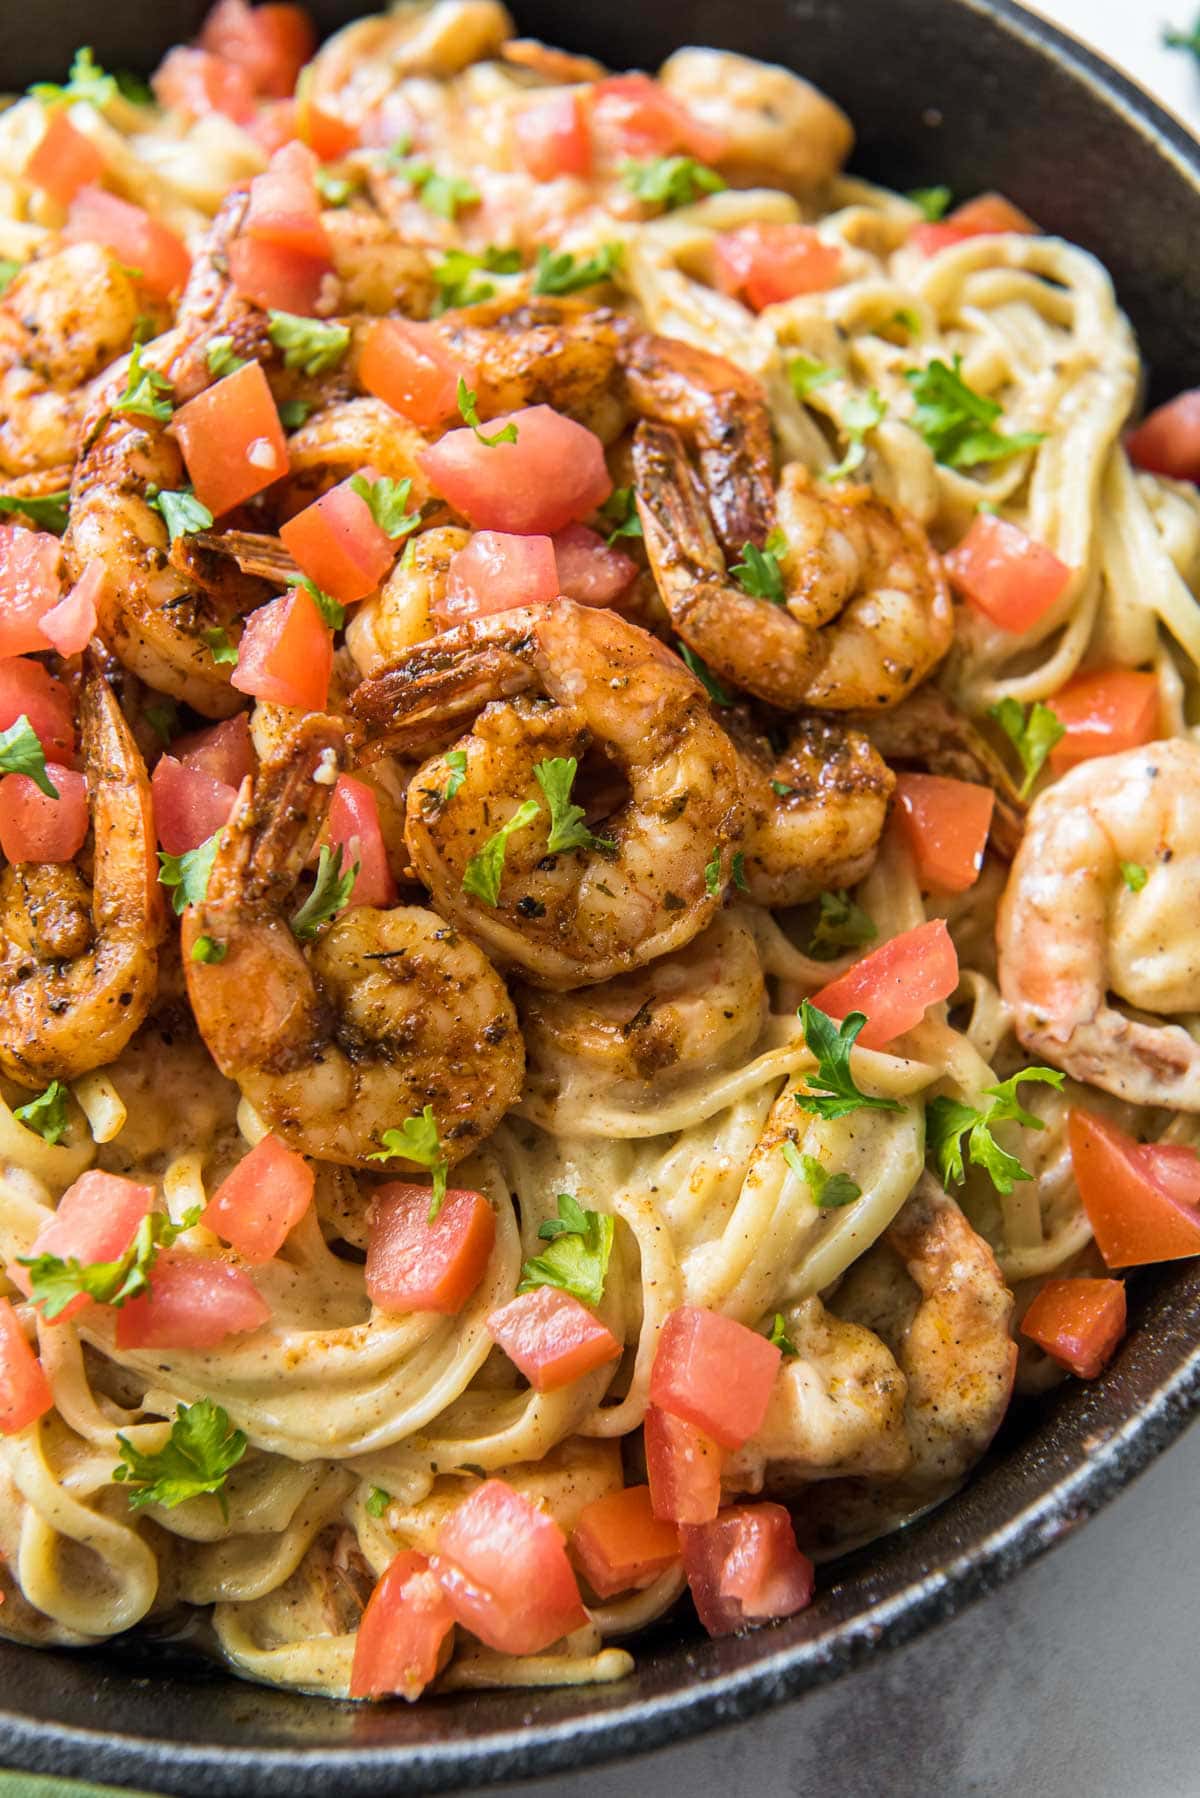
xmin=25 ymin=111 xmax=105 ymax=208
xmin=350 ymin=1550 xmax=454 ymax=1701
xmin=912 ymin=192 xmax=1036 ymax=255
xmin=892 ymin=773 xmax=995 ymax=894
xmin=0 ymin=659 xmax=75 ymax=761
xmin=644 ymin=1405 xmax=723 ymax=1524
xmin=278 ymin=472 xmax=396 ymax=606
xmin=570 ymin=1485 xmax=680 ymax=1599
xmin=153 ymin=46 xmax=256 ymax=123
xmin=8 ymin=1170 xmax=154 ymax=1324
xmin=227 ymin=236 xmax=329 ymax=315
xmin=173 ymin=714 xmax=254 ymax=789
xmin=811 ymin=917 xmax=960 ymax=1049
xmin=713 ymin=224 xmax=841 ymax=311
xmin=1068 ymin=1109 xmax=1200 ymax=1269
xmin=681 ymin=1503 xmax=814 ymax=1638
xmin=0 ymin=1298 xmax=53 ymax=1435
xmin=437 ymin=531 xmax=559 ymax=624
xmin=943 ymin=513 xmax=1071 ymax=634
xmin=590 ymin=73 xmax=725 ymax=163
xmin=514 ymin=91 xmax=592 ymax=180
xmin=365 ymin=1185 xmax=495 ymax=1315
xmin=65 ymin=188 xmax=191 ymax=300
xmin=115 ymin=1252 xmax=270 ymax=1350
xmin=0 ymin=766 xmax=88 ymax=864
xmin=431 ymin=1478 xmax=586 ymax=1655
xmin=1138 ymin=1141 xmax=1200 ymax=1210
xmin=230 ymin=587 xmax=333 ymax=711
xmin=0 ymin=525 xmax=63 ymax=655
xmin=1021 ymin=1276 xmax=1127 ymax=1379
xmin=486 ymin=1286 xmax=622 ymax=1392
xmin=359 ymin=318 xmax=470 ymax=431
xmin=649 ymin=1306 xmax=780 ymax=1449
xmin=325 ymin=773 xmax=397 ymax=909
xmin=203 ymin=1133 xmax=314 ymax=1264
xmin=1047 ymin=669 xmax=1160 ymax=772
xmin=37 ymin=562 xmax=102 ymax=656
xmin=173 ymin=360 xmax=290 ymax=516
xmin=551 ymin=523 xmax=636 ymax=605
xmin=241 ymin=140 xmax=329 ymax=258
xmin=1127 ymin=389 xmax=1200 ymax=483
xmin=152 ymin=754 xmax=237 ymax=856
xmin=420 ymin=405 xmax=612 ymax=536
xmin=201 ymin=0 xmax=316 ymax=98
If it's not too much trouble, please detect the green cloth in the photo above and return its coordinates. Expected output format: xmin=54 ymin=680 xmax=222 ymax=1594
xmin=0 ymin=1774 xmax=162 ymax=1798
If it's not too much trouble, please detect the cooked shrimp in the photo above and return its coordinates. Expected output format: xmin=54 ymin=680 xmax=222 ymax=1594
xmin=658 ymin=47 xmax=854 ymax=195
xmin=0 ymin=675 xmax=163 ymax=1087
xmin=997 ymin=738 xmax=1200 ymax=1107
xmin=500 ymin=38 xmax=606 ymax=84
xmin=351 ymin=600 xmax=742 ymax=989
xmin=0 ymin=244 xmax=144 ymax=478
xmin=635 ymin=426 xmax=953 ymax=710
xmin=309 ymin=0 xmax=513 ymax=116
xmin=346 ymin=525 xmax=471 ymax=677
xmin=434 ymin=297 xmax=626 ymax=443
xmin=726 ymin=708 xmax=893 ymax=907
xmin=182 ymin=715 xmax=523 ymax=1166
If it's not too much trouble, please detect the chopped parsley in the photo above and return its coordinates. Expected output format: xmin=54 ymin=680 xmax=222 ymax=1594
xmin=621 ymin=155 xmax=726 ymax=209
xmin=780 ymin=1141 xmax=862 ymax=1209
xmin=0 ymin=489 xmax=69 ymax=534
xmin=532 ymin=242 xmax=623 ymax=296
xmin=599 ymin=485 xmax=643 ymax=546
xmin=202 ymin=626 xmax=238 ymax=666
xmin=1164 ymin=15 xmax=1200 ymax=59
xmin=430 ymin=245 xmax=522 ymax=314
xmin=147 ymin=485 xmax=213 ymax=541
xmin=190 ymin=935 xmax=227 ymax=964
xmin=143 ymin=699 xmax=178 ymax=746
xmin=114 ymin=1399 xmax=247 ymax=1516
xmin=349 ymin=473 xmax=421 ymax=540
xmin=0 ymin=259 xmax=22 ymax=298
xmin=704 ymin=843 xmax=722 ymax=896
xmin=518 ymin=1193 xmax=614 ymax=1308
xmin=395 ymin=160 xmax=480 ymax=220
xmin=367 ymin=1106 xmax=448 ymax=1218
xmin=904 ymin=355 xmax=1043 ymax=469
xmin=456 ymin=377 xmax=518 ymax=446
xmin=1120 ymin=860 xmax=1148 ymax=893
xmin=730 ymin=534 xmax=787 ymax=605
xmin=157 ymin=830 xmax=221 ymax=915
xmin=926 ymin=1066 xmax=1064 ymax=1195
xmin=441 ymin=748 xmax=468 ymax=803
xmin=290 ymin=843 xmax=356 ymax=940
xmin=206 ymin=336 xmax=246 ymax=379
xmin=266 ymin=311 xmax=350 ymax=377
xmin=768 ymin=1313 xmax=798 ymax=1356
xmin=907 ymin=184 xmax=952 ymax=221
xmin=793 ymin=1001 xmax=904 ymax=1120
xmin=278 ymin=398 xmax=311 ymax=430
xmin=314 ymin=167 xmax=359 ymax=207
xmin=677 ymin=640 xmax=734 ymax=706
xmin=807 ymin=889 xmax=877 ymax=961
xmin=30 ymin=46 xmax=116 ymax=108
xmin=987 ymin=696 xmax=1065 ymax=798
xmin=533 ymin=756 xmax=614 ymax=856
xmin=20 ymin=1204 xmax=202 ymax=1321
xmin=824 ymin=389 xmax=886 ymax=482
xmin=788 ymin=355 xmax=837 ymax=401
xmin=365 ymin=1486 xmax=392 ymax=1518
xmin=113 ymin=342 xmax=174 ymax=423
xmin=297 ymin=573 xmax=344 ymax=630
xmin=12 ymin=1081 xmax=69 ymax=1145
xmin=0 ymin=715 xmax=57 ymax=797
xmin=461 ymin=797 xmax=540 ymax=905
xmin=731 ymin=850 xmax=748 ymax=892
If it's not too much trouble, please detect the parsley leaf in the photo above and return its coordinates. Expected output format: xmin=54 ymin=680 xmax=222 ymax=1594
xmin=780 ymin=1141 xmax=862 ymax=1208
xmin=908 ymin=184 xmax=952 ymax=221
xmin=442 ymin=748 xmax=467 ymax=803
xmin=296 ymin=573 xmax=344 ymax=630
xmin=1120 ymin=860 xmax=1148 ymax=893
xmin=12 ymin=1081 xmax=69 ymax=1145
xmin=314 ymin=167 xmax=359 ymax=207
xmin=677 ymin=640 xmax=734 ymax=706
xmin=533 ymin=756 xmax=614 ymax=856
xmin=731 ymin=538 xmax=786 ymax=604
xmin=704 ymin=843 xmax=723 ymax=896
xmin=0 ymin=489 xmax=69 ymax=534
xmin=430 ymin=245 xmax=522 ymax=314
xmin=190 ymin=934 xmax=227 ymax=964
xmin=621 ymin=155 xmax=726 ymax=209
xmin=731 ymin=850 xmax=748 ymax=892
xmin=599 ymin=484 xmax=643 ymax=546
xmin=290 ymin=842 xmax=356 ymax=940
xmin=114 ymin=1399 xmax=247 ymax=1515
xmin=394 ymin=160 xmax=480 ymax=219
xmin=456 ymin=377 xmax=518 ymax=446
xmin=793 ymin=1001 xmax=904 ymax=1120
xmin=1164 ymin=16 xmax=1200 ymax=58
xmin=147 ymin=485 xmax=213 ymax=541
xmin=367 ymin=1105 xmax=449 ymax=1218
xmin=0 ymin=715 xmax=57 ymax=797
xmin=365 ymin=1486 xmax=392 ymax=1518
xmin=202 ymin=626 xmax=238 ymax=666
xmin=462 ymin=797 xmax=540 ymax=905
xmin=904 ymin=356 xmax=1043 ymax=469
xmin=266 ymin=311 xmax=350 ymax=376
xmin=157 ymin=831 xmax=221 ymax=915
xmin=987 ymin=697 xmax=1065 ymax=798
xmin=788 ymin=355 xmax=837 ymax=401
xmin=533 ymin=242 xmax=623 ymax=296
xmin=518 ymin=1192 xmax=614 ymax=1308
xmin=349 ymin=472 xmax=420 ymax=540
xmin=114 ymin=341 xmax=174 ymax=423
xmin=768 ymin=1313 xmax=798 ymax=1356
xmin=807 ymin=889 xmax=877 ymax=961
xmin=926 ymin=1066 xmax=1064 ymax=1194
xmin=278 ymin=398 xmax=310 ymax=430
xmin=824 ymin=389 xmax=886 ymax=481
xmin=206 ymin=336 xmax=246 ymax=379
xmin=20 ymin=1203 xmax=203 ymax=1321
xmin=143 ymin=699 xmax=178 ymax=746
xmin=31 ymin=46 xmax=116 ymax=108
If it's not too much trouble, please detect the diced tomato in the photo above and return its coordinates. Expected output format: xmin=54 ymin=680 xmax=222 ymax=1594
xmin=551 ymin=524 xmax=636 ymax=605
xmin=201 ymin=0 xmax=316 ymax=99
xmin=437 ymin=531 xmax=558 ymax=624
xmin=230 ymin=586 xmax=332 ymax=710
xmin=0 ymin=766 xmax=87 ymax=864
xmin=486 ymin=1286 xmax=622 ymax=1392
xmin=1068 ymin=1109 xmax=1200 ymax=1269
xmin=420 ymin=406 xmax=611 ymax=536
xmin=589 ymin=72 xmax=725 ymax=163
xmin=173 ymin=714 xmax=254 ymax=789
xmin=1138 ymin=1141 xmax=1200 ymax=1210
xmin=431 ymin=1478 xmax=586 ymax=1655
xmin=228 ymin=235 xmax=330 ymax=314
xmin=1126 ymin=390 xmax=1200 ymax=483
xmin=295 ymin=76 xmax=358 ymax=160
xmin=912 ymin=192 xmax=1037 ymax=256
xmin=151 ymin=754 xmax=236 ymax=856
xmin=115 ymin=1251 xmax=270 ymax=1350
xmin=152 ymin=47 xmax=256 ymax=123
xmin=0 ymin=659 xmax=74 ymax=761
xmin=203 ymin=1133 xmax=314 ymax=1264
xmin=811 ymin=917 xmax=960 ymax=1050
xmin=173 ymin=360 xmax=289 ymax=516
xmin=681 ymin=1504 xmax=815 ymax=1638
xmin=1021 ymin=1276 xmax=1127 ymax=1379
xmin=713 ymin=223 xmax=841 ymax=311
xmin=570 ymin=1485 xmax=680 ymax=1599
xmin=649 ymin=1306 xmax=779 ymax=1449
xmin=24 ymin=110 xmax=105 ymax=208
xmin=278 ymin=470 xmax=396 ymax=606
xmin=644 ymin=1405 xmax=723 ymax=1524
xmin=37 ymin=562 xmax=101 ymax=657
xmin=248 ymin=99 xmax=300 ymax=156
xmin=358 ymin=318 xmax=471 ymax=431
xmin=349 ymin=1549 xmax=454 ymax=1702
xmin=8 ymin=1171 xmax=154 ymax=1323
xmin=0 ymin=526 xmax=62 ymax=656
xmin=325 ymin=773 xmax=397 ymax=909
xmin=64 ymin=188 xmax=191 ymax=300
xmin=1046 ymin=668 xmax=1159 ymax=773
xmin=366 ymin=1185 xmax=495 ymax=1316
xmin=228 ymin=139 xmax=332 ymax=312
xmin=0 ymin=1299 xmax=53 ymax=1435
xmin=514 ymin=91 xmax=592 ymax=180
xmin=944 ymin=513 xmax=1071 ymax=634
xmin=892 ymin=773 xmax=994 ymax=894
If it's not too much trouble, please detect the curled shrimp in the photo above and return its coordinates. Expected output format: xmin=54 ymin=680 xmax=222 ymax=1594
xmin=351 ymin=599 xmax=742 ymax=989
xmin=0 ymin=674 xmax=163 ymax=1087
xmin=182 ymin=715 xmax=524 ymax=1166
xmin=346 ymin=525 xmax=471 ymax=677
xmin=658 ymin=47 xmax=854 ymax=195
xmin=726 ymin=708 xmax=893 ymax=907
xmin=635 ymin=429 xmax=953 ymax=711
xmin=997 ymin=738 xmax=1200 ymax=1107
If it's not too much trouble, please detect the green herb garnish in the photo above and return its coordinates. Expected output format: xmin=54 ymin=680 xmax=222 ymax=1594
xmin=0 ymin=716 xmax=57 ymax=797
xmin=518 ymin=1193 xmax=614 ymax=1308
xmin=367 ymin=1106 xmax=449 ymax=1219
xmin=904 ymin=355 xmax=1043 ymax=469
xmin=533 ymin=756 xmax=614 ymax=856
xmin=267 ymin=311 xmax=350 ymax=377
xmin=461 ymin=797 xmax=541 ymax=905
xmin=114 ymin=1399 xmax=247 ymax=1516
xmin=987 ymin=696 xmax=1065 ymax=798
xmin=926 ymin=1066 xmax=1064 ymax=1194
xmin=793 ymin=1001 xmax=904 ymax=1120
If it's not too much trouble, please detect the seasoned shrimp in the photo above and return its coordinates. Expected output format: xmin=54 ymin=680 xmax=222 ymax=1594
xmin=351 ymin=600 xmax=742 ymax=989
xmin=726 ymin=709 xmax=893 ymax=907
xmin=182 ymin=715 xmax=524 ymax=1166
xmin=309 ymin=0 xmax=513 ymax=117
xmin=997 ymin=738 xmax=1200 ymax=1107
xmin=635 ymin=426 xmax=953 ymax=711
xmin=0 ymin=244 xmax=144 ymax=478
xmin=658 ymin=47 xmax=854 ymax=195
xmin=0 ymin=675 xmax=163 ymax=1087
xmin=346 ymin=525 xmax=470 ymax=676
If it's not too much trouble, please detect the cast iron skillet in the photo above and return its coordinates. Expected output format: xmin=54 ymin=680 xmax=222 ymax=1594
xmin=1 ymin=3 xmax=1199 ymax=1791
